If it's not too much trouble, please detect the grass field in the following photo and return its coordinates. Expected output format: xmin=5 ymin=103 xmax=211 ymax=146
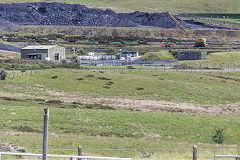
xmin=0 ymin=105 xmax=240 ymax=159
xmin=179 ymin=51 xmax=240 ymax=66
xmin=7 ymin=69 xmax=240 ymax=105
xmin=140 ymin=50 xmax=176 ymax=61
xmin=1 ymin=69 xmax=240 ymax=159
xmin=10 ymin=25 xmax=240 ymax=43
xmin=0 ymin=0 xmax=240 ymax=13
xmin=0 ymin=94 xmax=240 ymax=159
xmin=0 ymin=51 xmax=20 ymax=59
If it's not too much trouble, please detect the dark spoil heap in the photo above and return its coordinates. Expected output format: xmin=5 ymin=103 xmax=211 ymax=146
xmin=0 ymin=2 xmax=230 ymax=29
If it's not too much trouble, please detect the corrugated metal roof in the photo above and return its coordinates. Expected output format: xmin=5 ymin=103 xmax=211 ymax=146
xmin=21 ymin=45 xmax=57 ymax=50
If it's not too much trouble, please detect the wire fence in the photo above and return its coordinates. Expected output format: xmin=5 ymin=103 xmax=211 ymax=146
xmin=2 ymin=62 xmax=240 ymax=81
xmin=1 ymin=146 xmax=240 ymax=152
xmin=2 ymin=148 xmax=237 ymax=151
xmin=0 ymin=152 xmax=132 ymax=160
xmin=1 ymin=147 xmax=240 ymax=160
xmin=175 ymin=14 xmax=240 ymax=28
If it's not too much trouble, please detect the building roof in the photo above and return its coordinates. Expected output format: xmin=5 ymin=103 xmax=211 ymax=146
xmin=21 ymin=45 xmax=58 ymax=50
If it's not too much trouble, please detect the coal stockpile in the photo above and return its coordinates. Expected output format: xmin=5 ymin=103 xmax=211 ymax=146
xmin=0 ymin=2 xmax=231 ymax=29
xmin=0 ymin=43 xmax=20 ymax=53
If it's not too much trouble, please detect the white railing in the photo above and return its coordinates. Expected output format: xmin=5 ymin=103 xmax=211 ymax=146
xmin=0 ymin=152 xmax=132 ymax=160
xmin=214 ymin=155 xmax=240 ymax=160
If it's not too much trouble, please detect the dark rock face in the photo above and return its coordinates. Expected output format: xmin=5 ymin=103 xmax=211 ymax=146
xmin=0 ymin=43 xmax=20 ymax=53
xmin=0 ymin=2 xmax=231 ymax=29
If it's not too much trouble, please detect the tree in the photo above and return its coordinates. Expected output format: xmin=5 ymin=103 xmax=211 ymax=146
xmin=212 ymin=128 xmax=225 ymax=144
xmin=77 ymin=48 xmax=85 ymax=55
xmin=105 ymin=46 xmax=116 ymax=55
xmin=0 ymin=70 xmax=7 ymax=80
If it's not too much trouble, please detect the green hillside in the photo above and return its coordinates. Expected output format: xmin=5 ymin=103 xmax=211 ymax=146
xmin=0 ymin=69 xmax=240 ymax=159
xmin=7 ymin=69 xmax=240 ymax=105
xmin=0 ymin=0 xmax=240 ymax=13
xmin=179 ymin=51 xmax=240 ymax=65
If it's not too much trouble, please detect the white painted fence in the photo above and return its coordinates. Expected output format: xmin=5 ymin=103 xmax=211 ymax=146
xmin=0 ymin=152 xmax=132 ymax=160
xmin=214 ymin=155 xmax=240 ymax=160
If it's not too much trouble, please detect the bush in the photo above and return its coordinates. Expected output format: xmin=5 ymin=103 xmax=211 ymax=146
xmin=0 ymin=70 xmax=7 ymax=80
xmin=77 ymin=48 xmax=85 ymax=55
xmin=212 ymin=128 xmax=225 ymax=144
xmin=105 ymin=46 xmax=116 ymax=55
xmin=140 ymin=52 xmax=160 ymax=61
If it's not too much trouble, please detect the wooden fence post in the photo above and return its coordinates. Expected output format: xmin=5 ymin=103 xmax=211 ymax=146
xmin=193 ymin=145 xmax=197 ymax=160
xmin=78 ymin=146 xmax=82 ymax=160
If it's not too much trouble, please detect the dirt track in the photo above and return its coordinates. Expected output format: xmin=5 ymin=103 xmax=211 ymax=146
xmin=0 ymin=84 xmax=239 ymax=115
xmin=45 ymin=90 xmax=240 ymax=115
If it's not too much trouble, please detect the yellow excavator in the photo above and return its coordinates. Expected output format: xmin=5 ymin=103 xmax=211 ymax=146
xmin=167 ymin=12 xmax=206 ymax=47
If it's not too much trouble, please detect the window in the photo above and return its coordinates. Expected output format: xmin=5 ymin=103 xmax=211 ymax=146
xmin=55 ymin=53 xmax=59 ymax=60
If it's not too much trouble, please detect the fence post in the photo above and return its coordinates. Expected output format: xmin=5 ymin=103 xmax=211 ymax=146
xmin=193 ymin=145 xmax=197 ymax=160
xmin=78 ymin=146 xmax=82 ymax=160
xmin=42 ymin=108 xmax=49 ymax=160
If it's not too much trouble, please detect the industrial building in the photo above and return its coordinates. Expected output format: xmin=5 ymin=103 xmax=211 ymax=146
xmin=21 ymin=45 xmax=65 ymax=61
xmin=121 ymin=52 xmax=139 ymax=60
xmin=177 ymin=51 xmax=207 ymax=60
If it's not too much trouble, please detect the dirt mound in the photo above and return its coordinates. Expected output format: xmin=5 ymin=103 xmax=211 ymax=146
xmin=0 ymin=20 xmax=16 ymax=31
xmin=0 ymin=2 xmax=231 ymax=29
xmin=0 ymin=143 xmax=25 ymax=152
xmin=0 ymin=43 xmax=20 ymax=53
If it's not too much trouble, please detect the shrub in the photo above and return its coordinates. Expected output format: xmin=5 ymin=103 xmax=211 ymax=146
xmin=77 ymin=48 xmax=85 ymax=55
xmin=212 ymin=128 xmax=225 ymax=144
xmin=0 ymin=70 xmax=7 ymax=80
xmin=105 ymin=46 xmax=116 ymax=55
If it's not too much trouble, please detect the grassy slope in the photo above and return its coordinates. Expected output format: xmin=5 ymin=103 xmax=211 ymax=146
xmin=1 ymin=102 xmax=239 ymax=143
xmin=140 ymin=50 xmax=176 ymax=61
xmin=9 ymin=69 xmax=240 ymax=105
xmin=0 ymin=69 xmax=240 ymax=159
xmin=0 ymin=52 xmax=20 ymax=59
xmin=179 ymin=51 xmax=240 ymax=66
xmin=0 ymin=0 xmax=239 ymax=13
xmin=0 ymin=98 xmax=240 ymax=159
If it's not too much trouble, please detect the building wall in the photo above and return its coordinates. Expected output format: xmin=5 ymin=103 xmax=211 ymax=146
xmin=122 ymin=52 xmax=138 ymax=58
xmin=21 ymin=49 xmax=48 ymax=60
xmin=21 ymin=46 xmax=65 ymax=61
xmin=177 ymin=51 xmax=207 ymax=60
xmin=48 ymin=46 xmax=65 ymax=60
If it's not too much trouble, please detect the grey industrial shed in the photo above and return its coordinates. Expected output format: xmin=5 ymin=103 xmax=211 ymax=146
xmin=178 ymin=51 xmax=207 ymax=60
xmin=21 ymin=45 xmax=65 ymax=61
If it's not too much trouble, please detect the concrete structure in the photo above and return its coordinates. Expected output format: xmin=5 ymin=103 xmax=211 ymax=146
xmin=79 ymin=52 xmax=102 ymax=60
xmin=102 ymin=55 xmax=120 ymax=60
xmin=21 ymin=45 xmax=65 ymax=61
xmin=79 ymin=52 xmax=120 ymax=60
xmin=177 ymin=51 xmax=207 ymax=60
xmin=121 ymin=52 xmax=140 ymax=61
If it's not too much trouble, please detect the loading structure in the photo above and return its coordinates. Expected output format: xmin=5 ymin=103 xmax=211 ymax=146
xmin=167 ymin=12 xmax=206 ymax=47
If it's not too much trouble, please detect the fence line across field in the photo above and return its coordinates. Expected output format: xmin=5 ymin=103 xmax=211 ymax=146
xmin=1 ymin=147 xmax=239 ymax=151
xmin=175 ymin=14 xmax=240 ymax=28
xmin=214 ymin=155 xmax=240 ymax=160
xmin=0 ymin=152 xmax=132 ymax=160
